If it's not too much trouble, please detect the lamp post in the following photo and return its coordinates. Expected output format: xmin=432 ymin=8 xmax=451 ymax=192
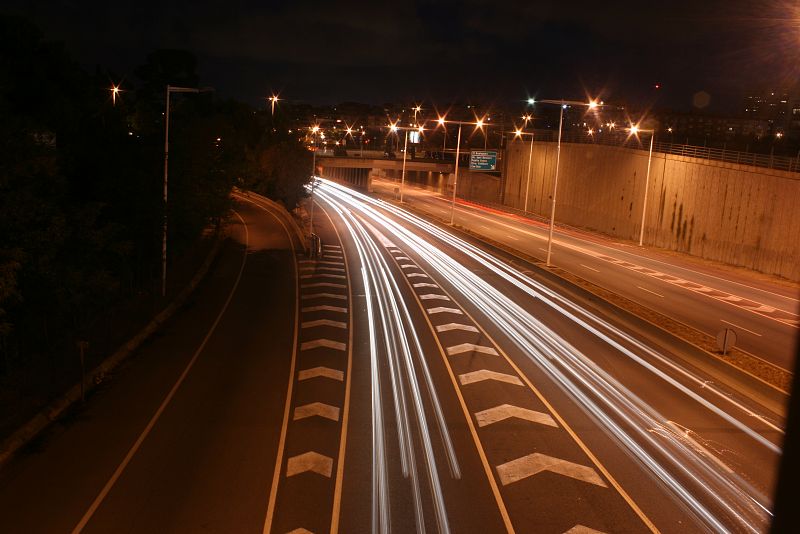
xmin=533 ymin=98 xmax=599 ymax=266
xmin=436 ymin=117 xmax=489 ymax=225
xmin=308 ymin=125 xmax=320 ymax=242
xmin=628 ymin=125 xmax=655 ymax=246
xmin=268 ymin=94 xmax=279 ymax=115
xmin=162 ymin=84 xmax=213 ymax=298
xmin=389 ymin=122 xmax=425 ymax=202
xmin=511 ymin=128 xmax=536 ymax=212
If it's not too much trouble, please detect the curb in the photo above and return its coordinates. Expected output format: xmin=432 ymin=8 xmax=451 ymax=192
xmin=0 ymin=231 xmax=226 ymax=468
xmin=233 ymin=189 xmax=308 ymax=254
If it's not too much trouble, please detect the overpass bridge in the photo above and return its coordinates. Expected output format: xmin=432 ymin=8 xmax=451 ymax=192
xmin=316 ymin=155 xmax=455 ymax=191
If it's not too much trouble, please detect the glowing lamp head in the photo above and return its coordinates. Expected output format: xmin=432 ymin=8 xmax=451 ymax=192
xmin=514 ymin=128 xmax=523 ymax=138
xmin=311 ymin=125 xmax=320 ymax=133
xmin=414 ymin=105 xmax=422 ymax=112
xmin=389 ymin=124 xmax=398 ymax=133
xmin=476 ymin=119 xmax=484 ymax=128
xmin=629 ymin=125 xmax=640 ymax=135
xmin=527 ymin=98 xmax=535 ymax=105
xmin=437 ymin=116 xmax=446 ymax=126
xmin=588 ymin=100 xmax=598 ymax=109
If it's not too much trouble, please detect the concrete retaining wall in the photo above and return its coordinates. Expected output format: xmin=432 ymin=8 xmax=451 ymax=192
xmin=502 ymin=140 xmax=800 ymax=280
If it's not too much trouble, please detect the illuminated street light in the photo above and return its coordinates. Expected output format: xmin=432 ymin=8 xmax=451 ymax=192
xmin=627 ymin=124 xmax=655 ymax=247
xmin=387 ymin=121 xmax=427 ymax=202
xmin=268 ymin=94 xmax=279 ymax=115
xmin=511 ymin=128 xmax=536 ymax=212
xmin=533 ymin=98 xmax=603 ymax=266
xmin=110 ymin=83 xmax=121 ymax=106
xmin=527 ymin=98 xmax=535 ymax=105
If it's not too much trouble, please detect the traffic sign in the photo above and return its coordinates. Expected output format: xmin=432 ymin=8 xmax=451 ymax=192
xmin=469 ymin=150 xmax=498 ymax=171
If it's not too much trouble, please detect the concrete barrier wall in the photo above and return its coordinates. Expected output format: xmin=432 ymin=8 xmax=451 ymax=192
xmin=502 ymin=140 xmax=800 ymax=280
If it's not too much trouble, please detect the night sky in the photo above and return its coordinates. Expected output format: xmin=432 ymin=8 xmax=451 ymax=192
xmin=5 ymin=1 xmax=800 ymax=112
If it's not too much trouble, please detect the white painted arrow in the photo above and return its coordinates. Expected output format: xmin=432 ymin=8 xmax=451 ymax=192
xmin=301 ymin=282 xmax=346 ymax=289
xmin=300 ymin=339 xmax=346 ymax=351
xmin=474 ymin=404 xmax=557 ymax=428
xmin=420 ymin=294 xmax=450 ymax=301
xmin=495 ymin=453 xmax=607 ymax=487
xmin=564 ymin=525 xmax=606 ymax=534
xmin=301 ymin=305 xmax=348 ymax=313
xmin=436 ymin=323 xmax=479 ymax=333
xmin=298 ymin=367 xmax=344 ymax=381
xmin=293 ymin=402 xmax=340 ymax=421
xmin=447 ymin=343 xmax=499 ymax=357
xmin=301 ymin=293 xmax=347 ymax=301
xmin=286 ymin=451 xmax=333 ymax=478
xmin=427 ymin=307 xmax=463 ymax=315
xmin=459 ymin=370 xmax=523 ymax=386
xmin=301 ymin=319 xmax=347 ymax=329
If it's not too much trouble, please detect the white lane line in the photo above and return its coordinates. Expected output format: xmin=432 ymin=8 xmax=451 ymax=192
xmin=495 ymin=453 xmax=607 ymax=487
xmin=458 ymin=369 xmax=524 ymax=386
xmin=293 ymin=402 xmax=341 ymax=422
xmin=301 ymin=305 xmax=348 ymax=313
xmin=436 ymin=323 xmax=479 ymax=333
xmin=413 ymin=282 xmax=439 ymax=288
xmin=446 ymin=343 xmax=499 ymax=357
xmin=720 ymin=319 xmax=762 ymax=337
xmin=636 ymin=286 xmax=664 ymax=298
xmin=298 ymin=366 xmax=344 ymax=381
xmin=420 ymin=294 xmax=451 ymax=301
xmin=507 ymin=235 xmax=519 ymax=241
xmin=427 ymin=307 xmax=464 ymax=315
xmin=301 ymin=282 xmax=347 ymax=289
xmin=300 ymin=339 xmax=347 ymax=351
xmin=301 ymin=319 xmax=347 ymax=329
xmin=474 ymin=404 xmax=558 ymax=428
xmin=580 ymin=264 xmax=600 ymax=273
xmin=301 ymin=293 xmax=347 ymax=301
xmin=286 ymin=451 xmax=333 ymax=478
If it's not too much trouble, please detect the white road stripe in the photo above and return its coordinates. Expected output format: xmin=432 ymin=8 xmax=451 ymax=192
xmin=495 ymin=453 xmax=607 ymax=487
xmin=436 ymin=323 xmax=479 ymax=333
xmin=446 ymin=343 xmax=499 ymax=356
xmin=420 ymin=294 xmax=451 ymax=301
xmin=474 ymin=404 xmax=557 ymax=428
xmin=298 ymin=367 xmax=344 ymax=381
xmin=580 ymin=264 xmax=600 ymax=273
xmin=301 ymin=319 xmax=347 ymax=329
xmin=427 ymin=307 xmax=464 ymax=315
xmin=301 ymin=305 xmax=348 ymax=313
xmin=637 ymin=286 xmax=664 ymax=298
xmin=407 ymin=273 xmax=429 ymax=278
xmin=293 ymin=402 xmax=340 ymax=422
xmin=300 ymin=339 xmax=347 ymax=351
xmin=413 ymin=282 xmax=439 ymax=288
xmin=300 ymin=274 xmax=347 ymax=280
xmin=301 ymin=282 xmax=346 ymax=289
xmin=301 ymin=293 xmax=347 ymax=301
xmin=720 ymin=319 xmax=762 ymax=337
xmin=458 ymin=369 xmax=523 ymax=386
xmin=286 ymin=451 xmax=333 ymax=478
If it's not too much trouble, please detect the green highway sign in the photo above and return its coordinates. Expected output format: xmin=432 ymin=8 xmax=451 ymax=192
xmin=469 ymin=150 xmax=498 ymax=171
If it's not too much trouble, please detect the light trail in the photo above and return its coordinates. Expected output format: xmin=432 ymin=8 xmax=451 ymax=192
xmin=319 ymin=198 xmax=458 ymax=533
xmin=318 ymin=179 xmax=778 ymax=533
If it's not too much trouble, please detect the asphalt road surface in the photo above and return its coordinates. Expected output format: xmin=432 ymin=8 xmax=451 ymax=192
xmin=0 ymin=184 xmax=787 ymax=533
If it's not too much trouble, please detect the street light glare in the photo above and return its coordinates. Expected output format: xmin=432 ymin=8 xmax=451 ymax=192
xmin=588 ymin=100 xmax=599 ymax=109
xmin=311 ymin=125 xmax=320 ymax=133
xmin=629 ymin=125 xmax=640 ymax=134
xmin=476 ymin=119 xmax=484 ymax=128
xmin=527 ymin=98 xmax=535 ymax=105
xmin=437 ymin=116 xmax=446 ymax=125
xmin=514 ymin=128 xmax=523 ymax=138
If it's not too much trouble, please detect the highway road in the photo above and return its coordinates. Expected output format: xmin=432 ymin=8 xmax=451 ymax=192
xmin=0 ymin=182 xmax=787 ymax=533
xmin=371 ymin=178 xmax=799 ymax=374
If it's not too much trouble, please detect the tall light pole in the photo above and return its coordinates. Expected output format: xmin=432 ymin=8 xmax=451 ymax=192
xmin=533 ymin=98 xmax=600 ymax=266
xmin=629 ymin=125 xmax=655 ymax=246
xmin=511 ymin=128 xmax=535 ymax=212
xmin=390 ymin=122 xmax=425 ymax=202
xmin=435 ymin=117 xmax=489 ymax=225
xmin=309 ymin=125 xmax=320 ymax=242
xmin=268 ymin=94 xmax=279 ymax=115
xmin=162 ymin=84 xmax=213 ymax=298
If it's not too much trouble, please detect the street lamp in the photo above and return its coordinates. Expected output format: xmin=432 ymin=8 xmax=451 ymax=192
xmin=268 ymin=94 xmax=279 ymax=115
xmin=512 ymin=128 xmax=536 ymax=212
xmin=628 ymin=124 xmax=655 ymax=246
xmin=110 ymin=83 xmax=121 ymax=106
xmin=162 ymin=84 xmax=213 ymax=298
xmin=436 ymin=118 xmax=491 ymax=225
xmin=534 ymin=98 xmax=600 ymax=266
xmin=388 ymin=122 xmax=425 ymax=202
xmin=308 ymin=125 xmax=321 ymax=242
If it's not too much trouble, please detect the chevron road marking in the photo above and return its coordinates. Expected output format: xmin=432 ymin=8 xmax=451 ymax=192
xmin=298 ymin=367 xmax=344 ymax=382
xmin=395 ymin=256 xmax=411 ymax=260
xmin=413 ymin=282 xmax=439 ymax=288
xmin=301 ymin=282 xmax=346 ymax=289
xmin=407 ymin=273 xmax=429 ymax=278
xmin=447 ymin=343 xmax=499 ymax=357
xmin=293 ymin=402 xmax=341 ymax=422
xmin=564 ymin=526 xmax=606 ymax=534
xmin=300 ymin=274 xmax=347 ymax=280
xmin=400 ymin=264 xmax=417 ymax=269
xmin=420 ymin=294 xmax=451 ymax=301
xmin=495 ymin=453 xmax=607 ymax=487
xmin=301 ymin=305 xmax=348 ymax=313
xmin=427 ymin=307 xmax=464 ymax=315
xmin=301 ymin=319 xmax=347 ymax=329
xmin=316 ymin=266 xmax=346 ymax=273
xmin=474 ymin=404 xmax=558 ymax=428
xmin=436 ymin=323 xmax=479 ymax=333
xmin=459 ymin=369 xmax=524 ymax=386
xmin=286 ymin=452 xmax=333 ymax=478
xmin=301 ymin=293 xmax=347 ymax=301
xmin=300 ymin=339 xmax=346 ymax=351
xmin=317 ymin=260 xmax=344 ymax=266
xmin=286 ymin=528 xmax=314 ymax=534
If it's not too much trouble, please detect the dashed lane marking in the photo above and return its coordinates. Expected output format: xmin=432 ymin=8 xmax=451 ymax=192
xmin=436 ymin=323 xmax=479 ymax=333
xmin=293 ymin=402 xmax=341 ymax=422
xmin=286 ymin=452 xmax=333 ymax=478
xmin=446 ymin=343 xmax=500 ymax=357
xmin=301 ymin=319 xmax=347 ymax=330
xmin=474 ymin=404 xmax=558 ymax=428
xmin=458 ymin=369 xmax=524 ymax=387
xmin=300 ymin=339 xmax=346 ymax=351
xmin=301 ymin=305 xmax=348 ymax=314
xmin=495 ymin=453 xmax=607 ymax=488
xmin=297 ymin=367 xmax=344 ymax=382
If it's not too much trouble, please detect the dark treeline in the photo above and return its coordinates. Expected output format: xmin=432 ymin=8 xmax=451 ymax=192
xmin=0 ymin=16 xmax=311 ymax=381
